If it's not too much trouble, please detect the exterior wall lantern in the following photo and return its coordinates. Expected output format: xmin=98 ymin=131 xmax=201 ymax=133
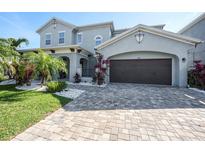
xmin=135 ymin=30 xmax=144 ymax=44
xmin=182 ymin=57 xmax=186 ymax=62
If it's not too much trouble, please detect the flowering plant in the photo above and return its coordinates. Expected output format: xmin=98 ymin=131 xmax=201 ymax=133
xmin=188 ymin=60 xmax=205 ymax=89
xmin=93 ymin=53 xmax=110 ymax=85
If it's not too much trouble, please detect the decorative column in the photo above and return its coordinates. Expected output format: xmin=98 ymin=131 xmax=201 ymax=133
xmin=69 ymin=49 xmax=78 ymax=82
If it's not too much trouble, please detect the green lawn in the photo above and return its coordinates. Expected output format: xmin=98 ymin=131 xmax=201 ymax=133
xmin=0 ymin=84 xmax=71 ymax=140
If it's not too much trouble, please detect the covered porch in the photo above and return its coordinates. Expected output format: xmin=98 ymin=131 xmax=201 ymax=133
xmin=18 ymin=45 xmax=96 ymax=82
xmin=44 ymin=45 xmax=95 ymax=82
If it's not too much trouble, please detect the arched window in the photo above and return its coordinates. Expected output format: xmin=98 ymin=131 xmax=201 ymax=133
xmin=95 ymin=35 xmax=103 ymax=46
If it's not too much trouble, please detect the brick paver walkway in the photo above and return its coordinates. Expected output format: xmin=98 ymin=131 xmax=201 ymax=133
xmin=12 ymin=84 xmax=205 ymax=141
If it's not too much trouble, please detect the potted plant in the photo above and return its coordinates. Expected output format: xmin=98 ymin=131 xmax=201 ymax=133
xmin=73 ymin=73 xmax=81 ymax=83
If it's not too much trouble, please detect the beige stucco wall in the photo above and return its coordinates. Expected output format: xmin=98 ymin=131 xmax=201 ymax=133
xmin=180 ymin=19 xmax=205 ymax=68
xmin=98 ymin=31 xmax=194 ymax=87
xmin=38 ymin=21 xmax=112 ymax=55
xmin=75 ymin=26 xmax=112 ymax=54
xmin=39 ymin=22 xmax=74 ymax=48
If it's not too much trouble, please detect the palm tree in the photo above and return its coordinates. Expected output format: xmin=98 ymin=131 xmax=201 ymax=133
xmin=0 ymin=38 xmax=29 ymax=50
xmin=24 ymin=50 xmax=67 ymax=85
xmin=0 ymin=38 xmax=28 ymax=79
xmin=0 ymin=40 xmax=19 ymax=79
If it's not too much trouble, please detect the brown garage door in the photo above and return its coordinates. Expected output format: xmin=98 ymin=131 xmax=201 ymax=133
xmin=110 ymin=59 xmax=172 ymax=85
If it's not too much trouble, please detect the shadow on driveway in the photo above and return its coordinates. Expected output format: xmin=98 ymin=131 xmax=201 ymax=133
xmin=63 ymin=83 xmax=205 ymax=112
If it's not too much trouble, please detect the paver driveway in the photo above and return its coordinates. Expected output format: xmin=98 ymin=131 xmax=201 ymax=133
xmin=13 ymin=83 xmax=205 ymax=141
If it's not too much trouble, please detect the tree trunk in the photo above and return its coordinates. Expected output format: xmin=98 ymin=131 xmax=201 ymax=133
xmin=41 ymin=76 xmax=45 ymax=86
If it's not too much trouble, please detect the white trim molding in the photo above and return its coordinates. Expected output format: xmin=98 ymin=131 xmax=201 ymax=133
xmin=95 ymin=24 xmax=202 ymax=50
xmin=58 ymin=31 xmax=65 ymax=45
xmin=94 ymin=35 xmax=103 ymax=40
xmin=95 ymin=35 xmax=103 ymax=46
xmin=45 ymin=33 xmax=52 ymax=46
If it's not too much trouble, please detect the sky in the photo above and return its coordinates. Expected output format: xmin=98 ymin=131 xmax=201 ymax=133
xmin=0 ymin=12 xmax=203 ymax=49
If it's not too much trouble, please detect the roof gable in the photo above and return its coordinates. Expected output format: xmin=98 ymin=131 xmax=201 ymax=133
xmin=151 ymin=24 xmax=165 ymax=29
xmin=36 ymin=17 xmax=76 ymax=33
xmin=178 ymin=13 xmax=205 ymax=34
xmin=76 ymin=21 xmax=114 ymax=32
xmin=96 ymin=24 xmax=202 ymax=50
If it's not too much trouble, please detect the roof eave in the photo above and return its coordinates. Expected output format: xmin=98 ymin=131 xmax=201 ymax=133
xmin=178 ymin=13 xmax=205 ymax=34
xmin=36 ymin=17 xmax=76 ymax=33
xmin=141 ymin=25 xmax=202 ymax=44
xmin=96 ymin=24 xmax=202 ymax=51
xmin=75 ymin=21 xmax=114 ymax=31
xmin=18 ymin=45 xmax=93 ymax=55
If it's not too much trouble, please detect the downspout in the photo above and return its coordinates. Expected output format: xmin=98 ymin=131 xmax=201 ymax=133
xmin=186 ymin=41 xmax=202 ymax=88
xmin=94 ymin=47 xmax=98 ymax=55
xmin=193 ymin=41 xmax=203 ymax=64
xmin=193 ymin=42 xmax=199 ymax=65
xmin=187 ymin=41 xmax=202 ymax=69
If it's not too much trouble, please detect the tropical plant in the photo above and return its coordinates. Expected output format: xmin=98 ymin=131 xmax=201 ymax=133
xmin=0 ymin=41 xmax=17 ymax=78
xmin=46 ymin=81 xmax=67 ymax=92
xmin=188 ymin=60 xmax=205 ymax=89
xmin=0 ymin=37 xmax=28 ymax=79
xmin=93 ymin=53 xmax=109 ymax=85
xmin=0 ymin=38 xmax=29 ymax=50
xmin=0 ymin=72 xmax=5 ymax=82
xmin=0 ymin=38 xmax=27 ymax=64
xmin=24 ymin=50 xmax=67 ymax=85
xmin=15 ymin=60 xmax=35 ymax=86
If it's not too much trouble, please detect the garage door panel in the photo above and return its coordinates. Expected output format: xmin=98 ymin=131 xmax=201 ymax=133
xmin=110 ymin=59 xmax=172 ymax=85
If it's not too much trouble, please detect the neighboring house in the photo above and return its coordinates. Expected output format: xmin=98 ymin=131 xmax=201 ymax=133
xmin=179 ymin=13 xmax=205 ymax=68
xmin=20 ymin=17 xmax=202 ymax=87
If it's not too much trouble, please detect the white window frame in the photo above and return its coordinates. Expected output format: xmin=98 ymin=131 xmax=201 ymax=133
xmin=77 ymin=32 xmax=83 ymax=44
xmin=58 ymin=31 xmax=65 ymax=45
xmin=94 ymin=35 xmax=103 ymax=46
xmin=45 ymin=33 xmax=52 ymax=46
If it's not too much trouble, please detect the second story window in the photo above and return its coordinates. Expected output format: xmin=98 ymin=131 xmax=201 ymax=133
xmin=95 ymin=35 xmax=103 ymax=46
xmin=59 ymin=32 xmax=65 ymax=44
xmin=77 ymin=33 xmax=83 ymax=44
xmin=45 ymin=34 xmax=51 ymax=45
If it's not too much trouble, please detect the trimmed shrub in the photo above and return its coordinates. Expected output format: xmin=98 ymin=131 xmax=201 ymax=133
xmin=46 ymin=81 xmax=67 ymax=93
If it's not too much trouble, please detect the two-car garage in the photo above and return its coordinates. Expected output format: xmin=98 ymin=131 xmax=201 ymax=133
xmin=95 ymin=24 xmax=202 ymax=87
xmin=110 ymin=59 xmax=172 ymax=85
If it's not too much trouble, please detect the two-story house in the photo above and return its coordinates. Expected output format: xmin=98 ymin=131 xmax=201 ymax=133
xmin=34 ymin=17 xmax=115 ymax=82
xmin=21 ymin=17 xmax=202 ymax=87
